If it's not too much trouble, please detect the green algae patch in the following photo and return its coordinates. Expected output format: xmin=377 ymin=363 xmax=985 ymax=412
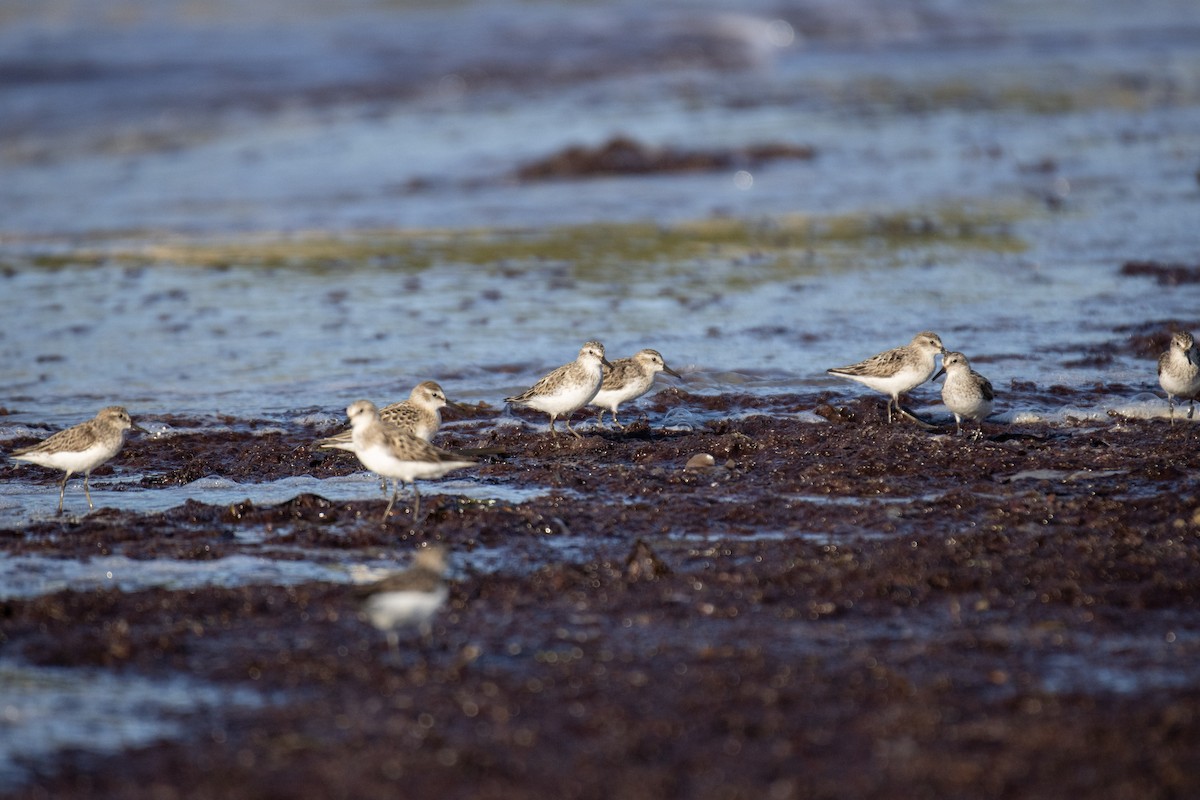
xmin=834 ymin=71 xmax=1194 ymax=116
xmin=5 ymin=205 xmax=1028 ymax=280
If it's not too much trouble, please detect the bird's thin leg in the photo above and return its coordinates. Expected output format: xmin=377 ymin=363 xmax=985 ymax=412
xmin=548 ymin=416 xmax=557 ymax=436
xmin=1168 ymin=396 xmax=1176 ymax=425
xmin=886 ymin=397 xmax=895 ymax=424
xmin=611 ymin=410 xmax=624 ymax=430
xmin=895 ymin=403 xmax=938 ymax=431
xmin=1189 ymin=398 xmax=1195 ymax=420
xmin=56 ymin=472 xmax=70 ymax=515
xmin=564 ymin=415 xmax=581 ymax=439
xmin=83 ymin=471 xmax=95 ymax=509
xmin=411 ymin=483 xmax=422 ymax=524
xmin=595 ymin=408 xmax=606 ymax=427
xmin=382 ymin=481 xmax=399 ymax=521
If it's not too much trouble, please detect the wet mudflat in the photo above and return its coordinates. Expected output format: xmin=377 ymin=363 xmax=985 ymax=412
xmin=3 ymin=390 xmax=1199 ymax=799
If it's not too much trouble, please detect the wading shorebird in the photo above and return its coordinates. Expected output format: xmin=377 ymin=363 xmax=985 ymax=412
xmin=505 ymin=340 xmax=611 ymax=438
xmin=827 ymin=331 xmax=947 ymax=425
xmin=589 ymin=348 xmax=681 ymax=429
xmin=9 ymin=405 xmax=147 ymax=515
xmin=1157 ymin=330 xmax=1200 ymax=424
xmin=341 ymin=400 xmax=475 ymax=523
xmin=934 ymin=351 xmax=995 ymax=437
xmin=357 ymin=545 xmax=450 ymax=653
xmin=318 ymin=380 xmax=464 ymax=450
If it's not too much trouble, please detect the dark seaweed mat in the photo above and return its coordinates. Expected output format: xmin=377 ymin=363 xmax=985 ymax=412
xmin=2 ymin=394 xmax=1200 ymax=800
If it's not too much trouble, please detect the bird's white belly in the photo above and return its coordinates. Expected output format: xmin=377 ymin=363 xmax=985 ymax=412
xmin=13 ymin=442 xmax=114 ymax=473
xmin=591 ymin=377 xmax=651 ymax=409
xmin=945 ymin=390 xmax=993 ymax=420
xmin=356 ymin=444 xmax=423 ymax=482
xmin=364 ymin=586 xmax=449 ymax=630
xmin=1161 ymin=368 xmax=1200 ymax=397
xmin=848 ymin=365 xmax=932 ymax=396
xmin=524 ymin=379 xmax=600 ymax=415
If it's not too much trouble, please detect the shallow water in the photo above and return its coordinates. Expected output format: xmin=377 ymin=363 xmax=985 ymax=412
xmin=1 ymin=1 xmax=1198 ymax=429
xmin=0 ymin=659 xmax=268 ymax=790
xmin=0 ymin=552 xmax=364 ymax=601
xmin=0 ymin=471 xmax=546 ymax=528
xmin=0 ymin=225 xmax=1191 ymax=423
xmin=1037 ymin=627 xmax=1198 ymax=695
xmin=0 ymin=0 xmax=1196 ymax=548
xmin=0 ymin=529 xmax=578 ymax=601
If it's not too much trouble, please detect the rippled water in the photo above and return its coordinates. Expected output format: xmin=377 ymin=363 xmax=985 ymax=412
xmin=0 ymin=470 xmax=548 ymax=528
xmin=2 ymin=0 xmax=1198 ymax=425
xmin=1 ymin=0 xmax=1197 ymax=538
xmin=2 ymin=0 xmax=1198 ymax=554
xmin=0 ymin=659 xmax=268 ymax=790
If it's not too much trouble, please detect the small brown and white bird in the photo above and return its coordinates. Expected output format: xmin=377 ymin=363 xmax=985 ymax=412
xmin=1157 ymin=330 xmax=1200 ymax=424
xmin=827 ymin=331 xmax=947 ymax=424
xmin=589 ymin=348 xmax=681 ymax=428
xmin=318 ymin=380 xmax=463 ymax=450
xmin=339 ymin=400 xmax=475 ymax=522
xmin=933 ymin=351 xmax=995 ymax=437
xmin=356 ymin=545 xmax=450 ymax=652
xmin=9 ymin=406 xmax=146 ymax=514
xmin=505 ymin=340 xmax=612 ymax=437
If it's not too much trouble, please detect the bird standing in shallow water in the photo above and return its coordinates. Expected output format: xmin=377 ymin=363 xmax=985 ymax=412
xmin=589 ymin=348 xmax=681 ymax=429
xmin=827 ymin=331 xmax=947 ymax=425
xmin=343 ymin=400 xmax=475 ymax=523
xmin=9 ymin=406 xmax=146 ymax=515
xmin=934 ymin=351 xmax=995 ymax=437
xmin=1157 ymin=331 xmax=1200 ymax=424
xmin=505 ymin=340 xmax=611 ymax=438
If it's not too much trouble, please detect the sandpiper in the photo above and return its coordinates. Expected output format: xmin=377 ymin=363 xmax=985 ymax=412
xmin=357 ymin=545 xmax=450 ymax=652
xmin=505 ymin=340 xmax=611 ymax=437
xmin=343 ymin=400 xmax=475 ymax=522
xmin=319 ymin=381 xmax=463 ymax=451
xmin=1157 ymin=330 xmax=1200 ymax=424
xmin=934 ymin=351 xmax=995 ymax=437
xmin=9 ymin=406 xmax=147 ymax=514
xmin=827 ymin=331 xmax=946 ymax=424
xmin=589 ymin=348 xmax=681 ymax=428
